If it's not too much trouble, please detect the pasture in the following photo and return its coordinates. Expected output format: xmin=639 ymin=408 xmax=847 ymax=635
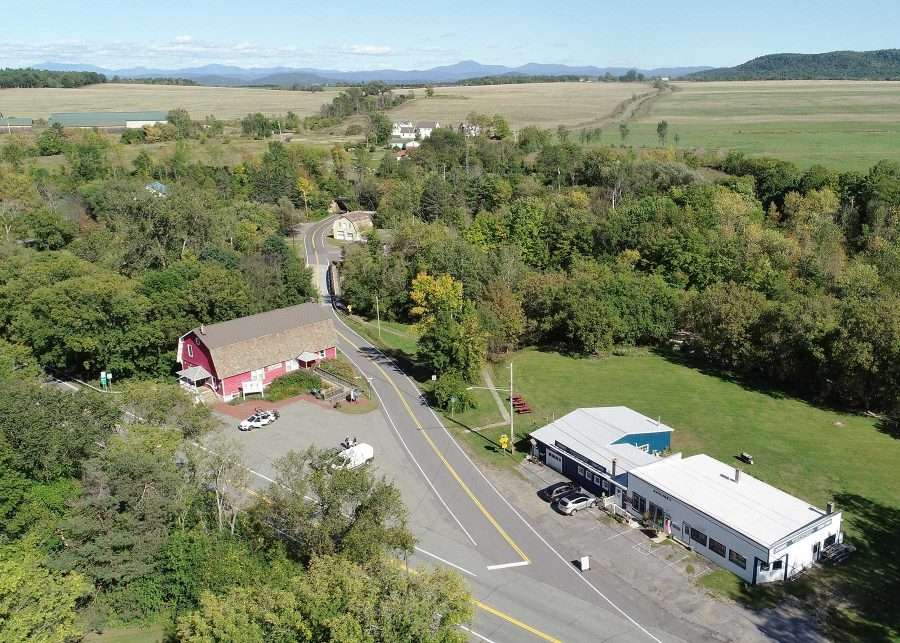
xmin=390 ymin=82 xmax=652 ymax=129
xmin=628 ymin=80 xmax=900 ymax=170
xmin=0 ymin=83 xmax=339 ymax=120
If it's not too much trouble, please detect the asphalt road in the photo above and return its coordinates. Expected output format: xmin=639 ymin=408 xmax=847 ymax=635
xmin=299 ymin=215 xmax=731 ymax=643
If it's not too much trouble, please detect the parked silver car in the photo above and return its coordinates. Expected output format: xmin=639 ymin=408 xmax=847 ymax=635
xmin=555 ymin=490 xmax=597 ymax=515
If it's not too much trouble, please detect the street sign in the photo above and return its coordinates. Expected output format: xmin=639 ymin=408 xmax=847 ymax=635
xmin=499 ymin=434 xmax=509 ymax=451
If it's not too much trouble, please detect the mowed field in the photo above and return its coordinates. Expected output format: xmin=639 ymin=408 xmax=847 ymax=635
xmin=0 ymin=83 xmax=339 ymax=120
xmin=627 ymin=80 xmax=900 ymax=170
xmin=391 ymin=82 xmax=652 ymax=128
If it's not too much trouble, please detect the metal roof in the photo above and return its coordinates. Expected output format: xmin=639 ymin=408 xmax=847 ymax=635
xmin=530 ymin=407 xmax=664 ymax=475
xmin=177 ymin=365 xmax=212 ymax=382
xmin=49 ymin=111 xmax=168 ymax=127
xmin=145 ymin=181 xmax=168 ymax=195
xmin=629 ymin=454 xmax=833 ymax=548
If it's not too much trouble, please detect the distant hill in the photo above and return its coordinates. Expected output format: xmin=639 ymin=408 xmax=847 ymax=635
xmin=29 ymin=60 xmax=712 ymax=87
xmin=687 ymin=49 xmax=900 ymax=81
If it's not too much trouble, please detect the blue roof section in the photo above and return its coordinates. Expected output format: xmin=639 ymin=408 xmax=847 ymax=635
xmin=49 ymin=111 xmax=168 ymax=127
xmin=1 ymin=117 xmax=33 ymax=126
xmin=530 ymin=407 xmax=670 ymax=474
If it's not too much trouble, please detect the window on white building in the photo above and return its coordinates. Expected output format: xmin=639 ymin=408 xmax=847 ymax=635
xmin=637 ymin=444 xmax=649 ymax=452
xmin=772 ymin=560 xmax=783 ymax=570
xmin=709 ymin=538 xmax=726 ymax=557
xmin=690 ymin=527 xmax=708 ymax=547
xmin=577 ymin=465 xmax=584 ymax=477
xmin=728 ymin=549 xmax=747 ymax=569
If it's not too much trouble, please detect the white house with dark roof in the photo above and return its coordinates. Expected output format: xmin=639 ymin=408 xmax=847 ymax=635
xmin=627 ymin=453 xmax=843 ymax=584
xmin=529 ymin=407 xmax=673 ymax=499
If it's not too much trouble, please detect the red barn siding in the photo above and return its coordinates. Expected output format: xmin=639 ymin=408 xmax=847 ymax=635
xmin=219 ymin=346 xmax=336 ymax=399
xmin=180 ymin=333 xmax=219 ymax=391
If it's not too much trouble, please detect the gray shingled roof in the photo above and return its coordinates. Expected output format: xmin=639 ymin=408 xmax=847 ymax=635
xmin=191 ymin=303 xmax=337 ymax=378
xmin=195 ymin=303 xmax=331 ymax=350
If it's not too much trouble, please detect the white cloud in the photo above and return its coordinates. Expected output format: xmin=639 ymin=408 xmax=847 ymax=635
xmin=343 ymin=44 xmax=392 ymax=56
xmin=0 ymin=38 xmax=458 ymax=70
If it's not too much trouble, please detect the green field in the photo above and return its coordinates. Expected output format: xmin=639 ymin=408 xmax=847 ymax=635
xmin=628 ymin=80 xmax=900 ymax=170
xmin=485 ymin=348 xmax=900 ymax=640
xmin=0 ymin=82 xmax=339 ymax=120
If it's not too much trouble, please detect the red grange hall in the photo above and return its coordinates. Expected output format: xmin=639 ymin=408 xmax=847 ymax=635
xmin=176 ymin=303 xmax=337 ymax=401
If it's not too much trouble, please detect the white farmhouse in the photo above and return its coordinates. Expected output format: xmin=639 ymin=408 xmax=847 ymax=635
xmin=332 ymin=211 xmax=375 ymax=242
xmin=626 ymin=454 xmax=843 ymax=584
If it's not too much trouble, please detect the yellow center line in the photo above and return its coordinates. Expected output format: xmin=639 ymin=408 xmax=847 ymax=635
xmin=336 ymin=327 xmax=529 ymax=563
xmin=388 ymin=560 xmax=562 ymax=643
xmin=475 ymin=600 xmax=563 ymax=643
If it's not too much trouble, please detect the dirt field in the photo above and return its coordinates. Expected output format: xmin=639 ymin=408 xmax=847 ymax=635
xmin=625 ymin=80 xmax=900 ymax=170
xmin=391 ymin=82 xmax=653 ymax=129
xmin=0 ymin=83 xmax=339 ymax=120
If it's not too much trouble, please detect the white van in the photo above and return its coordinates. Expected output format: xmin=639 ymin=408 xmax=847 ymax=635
xmin=332 ymin=443 xmax=374 ymax=470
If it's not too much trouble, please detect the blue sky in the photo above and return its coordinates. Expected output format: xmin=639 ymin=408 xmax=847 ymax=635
xmin=2 ymin=0 xmax=897 ymax=70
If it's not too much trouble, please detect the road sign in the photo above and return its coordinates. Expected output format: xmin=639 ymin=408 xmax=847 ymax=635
xmin=499 ymin=434 xmax=509 ymax=451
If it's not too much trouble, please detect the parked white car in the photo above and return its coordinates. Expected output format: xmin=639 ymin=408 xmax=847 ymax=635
xmin=332 ymin=442 xmax=375 ymax=470
xmin=555 ymin=490 xmax=597 ymax=515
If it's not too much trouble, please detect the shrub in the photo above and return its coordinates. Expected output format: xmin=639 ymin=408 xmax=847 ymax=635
xmin=266 ymin=371 xmax=322 ymax=401
xmin=430 ymin=373 xmax=477 ymax=412
xmin=317 ymin=355 xmax=357 ymax=383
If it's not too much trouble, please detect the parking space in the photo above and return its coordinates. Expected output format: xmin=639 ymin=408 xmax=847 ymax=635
xmin=496 ymin=460 xmax=769 ymax=642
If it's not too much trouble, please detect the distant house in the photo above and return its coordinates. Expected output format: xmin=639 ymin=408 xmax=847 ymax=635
xmin=390 ymin=120 xmax=440 ymax=144
xmin=332 ymin=211 xmax=375 ymax=241
xmin=414 ymin=120 xmax=439 ymax=138
xmin=176 ymin=303 xmax=336 ymax=401
xmin=459 ymin=122 xmax=481 ymax=137
xmin=0 ymin=116 xmax=33 ymax=133
xmin=145 ymin=181 xmax=168 ymax=197
xmin=49 ymin=111 xmax=168 ymax=130
xmin=529 ymin=406 xmax=673 ymax=499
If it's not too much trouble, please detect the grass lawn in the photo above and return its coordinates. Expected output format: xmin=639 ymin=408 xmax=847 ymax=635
xmin=627 ymin=80 xmax=900 ymax=170
xmin=83 ymin=623 xmax=167 ymax=643
xmin=489 ymin=347 xmax=900 ymax=640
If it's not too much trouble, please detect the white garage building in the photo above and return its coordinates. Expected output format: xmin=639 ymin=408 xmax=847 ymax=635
xmin=627 ymin=454 xmax=843 ymax=584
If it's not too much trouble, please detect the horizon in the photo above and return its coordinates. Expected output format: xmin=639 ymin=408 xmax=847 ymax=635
xmin=3 ymin=0 xmax=899 ymax=71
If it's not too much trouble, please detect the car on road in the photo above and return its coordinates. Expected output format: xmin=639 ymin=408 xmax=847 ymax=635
xmin=554 ymin=490 xmax=597 ymax=515
xmin=331 ymin=442 xmax=374 ymax=470
xmin=540 ymin=481 xmax=577 ymax=503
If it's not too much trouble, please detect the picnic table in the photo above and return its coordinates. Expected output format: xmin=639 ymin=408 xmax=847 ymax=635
xmin=510 ymin=394 xmax=532 ymax=414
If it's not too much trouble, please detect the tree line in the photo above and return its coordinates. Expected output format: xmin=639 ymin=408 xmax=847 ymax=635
xmin=337 ymin=127 xmax=900 ymax=414
xmin=0 ymin=68 xmax=106 ymax=88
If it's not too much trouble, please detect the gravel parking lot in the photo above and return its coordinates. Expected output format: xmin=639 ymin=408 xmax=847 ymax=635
xmin=205 ymin=396 xmax=472 ymax=546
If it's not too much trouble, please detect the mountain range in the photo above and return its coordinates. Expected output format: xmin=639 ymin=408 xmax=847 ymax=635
xmin=686 ymin=49 xmax=900 ymax=81
xmin=32 ymin=60 xmax=712 ymax=86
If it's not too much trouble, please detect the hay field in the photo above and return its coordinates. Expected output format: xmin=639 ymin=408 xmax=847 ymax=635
xmin=627 ymin=80 xmax=900 ymax=170
xmin=0 ymin=83 xmax=340 ymax=120
xmin=391 ymin=82 xmax=652 ymax=128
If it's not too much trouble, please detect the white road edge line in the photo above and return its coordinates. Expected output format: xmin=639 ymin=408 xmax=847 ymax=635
xmin=332 ymin=315 xmax=662 ymax=643
xmin=486 ymin=561 xmax=530 ymax=570
xmin=333 ymin=324 xmax=479 ymax=548
xmin=414 ymin=546 xmax=478 ymax=578
xmin=459 ymin=625 xmax=498 ymax=643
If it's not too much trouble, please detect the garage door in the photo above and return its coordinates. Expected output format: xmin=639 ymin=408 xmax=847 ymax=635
xmin=546 ymin=449 xmax=563 ymax=473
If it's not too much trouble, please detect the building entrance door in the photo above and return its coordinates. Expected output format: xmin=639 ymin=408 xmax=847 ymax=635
xmin=813 ymin=541 xmax=821 ymax=561
xmin=679 ymin=521 xmax=692 ymax=546
xmin=546 ymin=449 xmax=563 ymax=473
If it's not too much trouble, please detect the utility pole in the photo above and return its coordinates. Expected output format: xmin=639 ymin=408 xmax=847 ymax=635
xmin=509 ymin=361 xmax=515 ymax=455
xmin=375 ymin=293 xmax=382 ymax=339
